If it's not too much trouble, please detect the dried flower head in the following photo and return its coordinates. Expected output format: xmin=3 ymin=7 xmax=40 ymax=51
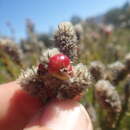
xmin=18 ymin=66 xmax=40 ymax=95
xmin=0 ymin=38 xmax=22 ymax=65
xmin=105 ymin=61 xmax=127 ymax=85
xmin=89 ymin=61 xmax=105 ymax=82
xmin=19 ymin=49 xmax=92 ymax=102
xmin=95 ymin=80 xmax=122 ymax=113
xmin=54 ymin=22 xmax=78 ymax=61
xmin=73 ymin=63 xmax=92 ymax=86
xmin=57 ymin=63 xmax=92 ymax=99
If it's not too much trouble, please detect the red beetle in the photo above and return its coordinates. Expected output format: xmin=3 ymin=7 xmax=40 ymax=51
xmin=48 ymin=54 xmax=73 ymax=80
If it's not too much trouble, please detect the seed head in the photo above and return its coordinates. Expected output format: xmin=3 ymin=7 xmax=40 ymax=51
xmin=18 ymin=66 xmax=41 ymax=96
xmin=0 ymin=38 xmax=22 ymax=65
xmin=106 ymin=61 xmax=127 ymax=85
xmin=18 ymin=49 xmax=92 ymax=102
xmin=89 ymin=61 xmax=105 ymax=82
xmin=54 ymin=22 xmax=78 ymax=61
xmin=57 ymin=63 xmax=92 ymax=99
xmin=95 ymin=80 xmax=122 ymax=113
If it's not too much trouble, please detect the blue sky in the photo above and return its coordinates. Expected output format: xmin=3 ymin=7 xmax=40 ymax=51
xmin=0 ymin=0 xmax=127 ymax=40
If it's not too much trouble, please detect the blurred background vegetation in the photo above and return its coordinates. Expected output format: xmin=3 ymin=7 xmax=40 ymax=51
xmin=0 ymin=2 xmax=130 ymax=130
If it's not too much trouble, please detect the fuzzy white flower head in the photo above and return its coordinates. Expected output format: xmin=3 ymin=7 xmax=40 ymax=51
xmin=55 ymin=22 xmax=77 ymax=47
xmin=95 ymin=80 xmax=122 ymax=112
xmin=95 ymin=80 xmax=114 ymax=93
xmin=54 ymin=22 xmax=78 ymax=60
xmin=57 ymin=22 xmax=75 ymax=35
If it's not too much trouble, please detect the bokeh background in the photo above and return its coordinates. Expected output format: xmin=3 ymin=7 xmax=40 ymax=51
xmin=0 ymin=0 xmax=130 ymax=130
